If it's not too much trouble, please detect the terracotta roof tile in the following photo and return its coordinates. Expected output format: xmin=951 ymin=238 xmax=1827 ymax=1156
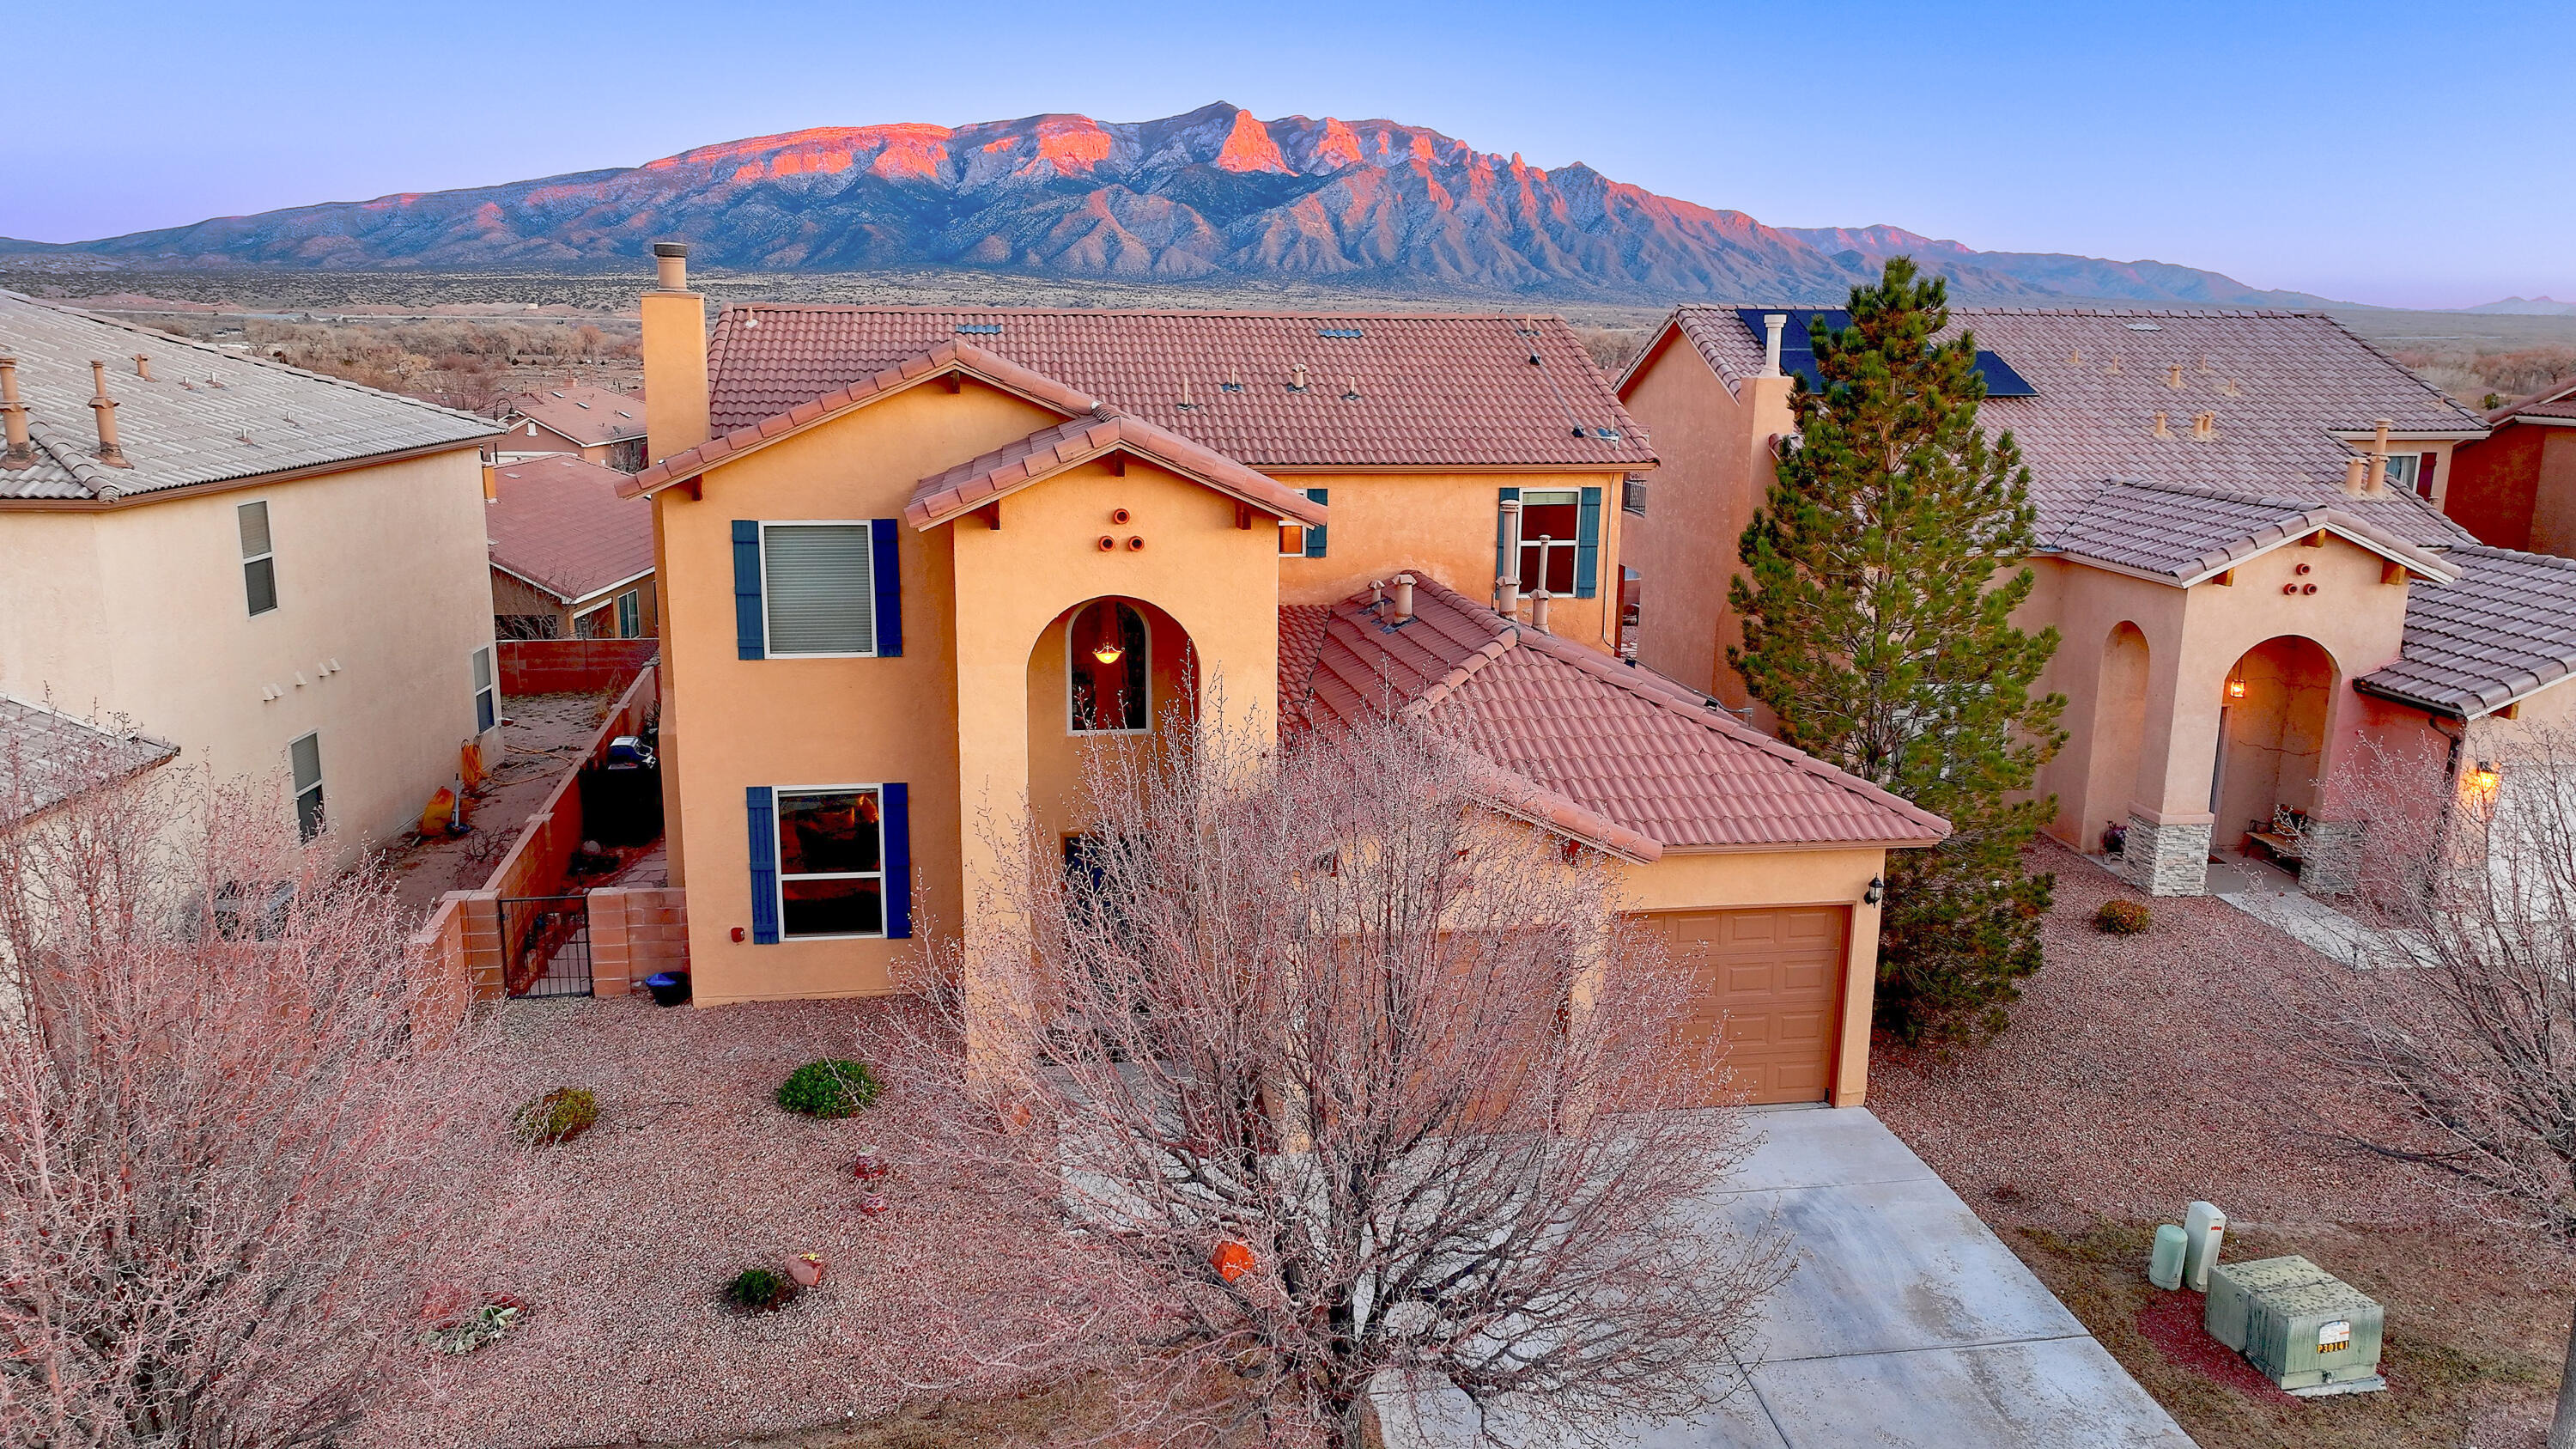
xmin=906 ymin=407 xmax=1327 ymax=531
xmin=704 ymin=307 xmax=1653 ymax=471
xmin=2050 ymin=481 xmax=2458 ymax=583
xmin=1285 ymin=575 xmax=1947 ymax=854
xmin=2360 ymin=544 xmax=2576 ymax=717
xmin=486 ymin=453 xmax=655 ymax=603
xmin=498 ymin=383 xmax=645 ymax=448
xmin=2488 ymin=380 xmax=2576 ymax=423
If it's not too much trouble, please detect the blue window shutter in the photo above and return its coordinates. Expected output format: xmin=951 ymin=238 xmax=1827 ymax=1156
xmin=1575 ymin=486 xmax=1602 ymax=599
xmin=745 ymin=786 xmax=780 ymax=944
xmin=732 ymin=521 xmax=765 ymax=660
xmin=1494 ymin=486 xmax=1522 ymax=581
xmin=1302 ymin=488 xmax=1327 ymax=558
xmin=870 ymin=518 xmax=903 ymax=658
xmin=882 ymin=782 xmax=912 ymax=940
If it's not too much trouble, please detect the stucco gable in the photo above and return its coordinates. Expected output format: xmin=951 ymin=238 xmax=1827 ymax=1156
xmin=905 ymin=407 xmax=1327 ymax=532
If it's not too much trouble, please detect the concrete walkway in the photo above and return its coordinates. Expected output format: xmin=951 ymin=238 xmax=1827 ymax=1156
xmin=1385 ymin=1108 xmax=2195 ymax=1449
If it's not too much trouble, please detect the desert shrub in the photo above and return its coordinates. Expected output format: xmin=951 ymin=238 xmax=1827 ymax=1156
xmin=724 ymin=1267 xmax=796 ymax=1313
xmin=2093 ymin=899 xmax=2152 ymax=935
xmin=777 ymin=1060 xmax=880 ymax=1118
xmin=513 ymin=1087 xmax=598 ymax=1144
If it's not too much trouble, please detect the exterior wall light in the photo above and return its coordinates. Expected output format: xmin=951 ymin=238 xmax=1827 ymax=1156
xmin=1863 ymin=875 xmax=1884 ymax=905
xmin=2226 ymin=679 xmax=2247 ymax=699
xmin=2465 ymin=761 xmax=2501 ymax=797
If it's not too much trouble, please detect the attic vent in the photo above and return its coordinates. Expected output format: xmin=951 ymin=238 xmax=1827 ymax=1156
xmin=1316 ymin=327 xmax=1364 ymax=339
xmin=955 ymin=323 xmax=1004 ymax=336
xmin=2125 ymin=322 xmax=2164 ymax=332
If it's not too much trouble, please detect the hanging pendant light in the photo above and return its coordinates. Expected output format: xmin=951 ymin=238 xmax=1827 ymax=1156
xmin=1090 ymin=606 xmax=1125 ymax=666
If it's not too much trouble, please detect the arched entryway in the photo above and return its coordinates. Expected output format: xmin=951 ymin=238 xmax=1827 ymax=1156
xmin=2211 ymin=635 xmax=2336 ymax=849
xmin=1024 ymin=596 xmax=1199 ymax=840
xmin=2085 ymin=623 xmax=2152 ymax=852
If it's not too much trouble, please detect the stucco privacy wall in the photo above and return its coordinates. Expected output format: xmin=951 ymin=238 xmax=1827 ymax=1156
xmin=1273 ymin=468 xmax=1631 ymax=651
xmin=657 ymin=380 xmax=1054 ymax=1003
xmin=1619 ymin=845 xmax=1887 ymax=1106
xmin=0 ymin=448 xmax=496 ymax=867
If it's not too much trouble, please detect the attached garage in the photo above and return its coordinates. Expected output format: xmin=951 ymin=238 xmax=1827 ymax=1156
xmin=1646 ymin=904 xmax=1850 ymax=1105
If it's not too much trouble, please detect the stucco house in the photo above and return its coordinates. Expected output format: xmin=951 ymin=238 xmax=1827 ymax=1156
xmin=620 ymin=244 xmax=1944 ymax=1105
xmin=488 ymin=452 xmax=658 ymax=640
xmin=1608 ymin=305 xmax=2576 ymax=897
xmin=0 ymin=290 xmax=502 ymax=866
xmin=495 ymin=382 xmax=648 ymax=472
xmin=2439 ymin=381 xmax=2576 ymax=556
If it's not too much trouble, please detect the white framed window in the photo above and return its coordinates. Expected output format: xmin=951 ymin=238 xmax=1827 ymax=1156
xmin=762 ymin=521 xmax=877 ymax=656
xmin=616 ymin=588 xmax=642 ymax=638
xmin=289 ymin=732 xmax=325 ymax=842
xmin=238 ymin=500 xmax=277 ymax=616
xmin=775 ymin=785 xmax=887 ymax=939
xmin=1517 ymin=490 xmax=1580 ymax=595
xmin=2382 ymin=454 xmax=2421 ymax=494
xmin=1067 ymin=600 xmax=1149 ymax=734
xmin=470 ymin=645 xmax=498 ymax=734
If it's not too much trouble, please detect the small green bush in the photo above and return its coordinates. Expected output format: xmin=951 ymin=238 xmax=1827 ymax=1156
xmin=725 ymin=1267 xmax=797 ymax=1313
xmin=513 ymin=1087 xmax=598 ymax=1144
xmin=776 ymin=1059 xmax=881 ymax=1118
xmin=2094 ymin=899 xmax=2152 ymax=935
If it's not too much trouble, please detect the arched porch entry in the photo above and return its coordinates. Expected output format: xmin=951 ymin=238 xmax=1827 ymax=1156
xmin=2084 ymin=622 xmax=2152 ymax=853
xmin=1024 ymin=595 xmax=1200 ymax=843
xmin=2210 ymin=635 xmax=2337 ymax=852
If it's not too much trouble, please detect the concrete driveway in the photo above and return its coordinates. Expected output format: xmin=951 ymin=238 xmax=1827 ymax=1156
xmin=1386 ymin=1105 xmax=2195 ymax=1449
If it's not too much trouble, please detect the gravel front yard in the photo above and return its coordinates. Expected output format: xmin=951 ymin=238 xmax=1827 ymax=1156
xmin=1870 ymin=837 xmax=2573 ymax=1449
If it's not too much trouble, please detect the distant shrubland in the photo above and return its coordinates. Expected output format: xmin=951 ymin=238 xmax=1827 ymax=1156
xmin=147 ymin=315 xmax=639 ymax=412
xmin=2391 ymin=343 xmax=2576 ymax=411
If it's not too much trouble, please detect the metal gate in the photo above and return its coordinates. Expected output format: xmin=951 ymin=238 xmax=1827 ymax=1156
xmin=501 ymin=894 xmax=593 ymax=999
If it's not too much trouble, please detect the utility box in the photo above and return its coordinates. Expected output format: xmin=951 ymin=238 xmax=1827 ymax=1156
xmin=2206 ymin=1255 xmax=2385 ymax=1395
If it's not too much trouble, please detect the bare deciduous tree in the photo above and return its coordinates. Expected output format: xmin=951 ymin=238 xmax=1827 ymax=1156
xmin=872 ymin=706 xmax=1789 ymax=1449
xmin=0 ymin=733 xmax=518 ymax=1449
xmin=2315 ymin=724 xmax=2576 ymax=1446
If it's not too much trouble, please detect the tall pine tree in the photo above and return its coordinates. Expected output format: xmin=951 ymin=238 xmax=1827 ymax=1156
xmin=1730 ymin=259 xmax=2066 ymax=1042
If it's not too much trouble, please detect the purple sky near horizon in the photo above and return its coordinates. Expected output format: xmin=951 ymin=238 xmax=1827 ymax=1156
xmin=6 ymin=0 xmax=2559 ymax=309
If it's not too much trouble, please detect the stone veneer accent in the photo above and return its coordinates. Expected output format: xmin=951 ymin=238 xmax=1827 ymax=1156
xmin=2296 ymin=820 xmax=2362 ymax=896
xmin=2123 ymin=813 xmax=2212 ymax=896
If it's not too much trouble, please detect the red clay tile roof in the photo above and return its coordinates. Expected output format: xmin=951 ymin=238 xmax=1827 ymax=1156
xmin=1636 ymin=306 xmax=2484 ymax=554
xmin=2360 ymin=544 xmax=2576 ymax=718
xmin=1283 ymin=575 xmax=1947 ymax=855
xmin=906 ymin=406 xmax=1327 ymax=531
xmin=487 ymin=453 xmax=656 ymax=603
xmin=705 ymin=306 xmax=1653 ymax=471
xmin=623 ymin=340 xmax=1098 ymax=497
xmin=2050 ymin=481 xmax=2458 ymax=584
xmin=2488 ymin=380 xmax=2576 ymax=423
xmin=500 ymin=383 xmax=646 ymax=448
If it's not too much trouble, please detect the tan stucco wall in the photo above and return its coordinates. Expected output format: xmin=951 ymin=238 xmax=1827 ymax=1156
xmin=1617 ymin=845 xmax=1887 ymax=1107
xmin=0 ymin=448 xmax=497 ymax=867
xmin=1614 ymin=336 xmax=1795 ymax=706
xmin=1272 ymin=468 xmax=1630 ymax=654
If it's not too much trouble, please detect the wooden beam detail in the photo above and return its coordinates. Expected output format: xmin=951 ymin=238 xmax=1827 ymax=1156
xmin=2383 ymin=558 xmax=2409 ymax=585
xmin=2211 ymin=568 xmax=2233 ymax=587
xmin=1107 ymin=455 xmax=1125 ymax=477
xmin=2300 ymin=531 xmax=2326 ymax=547
xmin=1236 ymin=501 xmax=1253 ymax=530
xmin=974 ymin=501 xmax=1001 ymax=531
xmin=942 ymin=373 xmax=962 ymax=393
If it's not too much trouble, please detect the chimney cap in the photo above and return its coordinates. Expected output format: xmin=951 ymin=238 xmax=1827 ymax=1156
xmin=652 ymin=240 xmax=691 ymax=259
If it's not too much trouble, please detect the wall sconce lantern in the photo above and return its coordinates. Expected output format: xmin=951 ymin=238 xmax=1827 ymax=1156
xmin=2465 ymin=760 xmax=2501 ymax=796
xmin=2226 ymin=678 xmax=2247 ymax=700
xmin=1863 ymin=875 xmax=1884 ymax=905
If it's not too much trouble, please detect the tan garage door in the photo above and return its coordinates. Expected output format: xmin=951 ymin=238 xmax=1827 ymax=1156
xmin=1648 ymin=905 xmax=1849 ymax=1105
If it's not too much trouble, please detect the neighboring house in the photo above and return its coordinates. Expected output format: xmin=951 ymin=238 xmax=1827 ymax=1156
xmin=495 ymin=383 xmax=647 ymax=472
xmin=0 ymin=695 xmax=179 ymax=826
xmin=0 ymin=290 xmax=502 ymax=866
xmin=1619 ymin=305 xmax=2500 ymax=896
xmin=2439 ymin=381 xmax=2576 ymax=555
xmin=487 ymin=452 xmax=658 ymax=640
xmin=618 ymin=244 xmax=1944 ymax=1105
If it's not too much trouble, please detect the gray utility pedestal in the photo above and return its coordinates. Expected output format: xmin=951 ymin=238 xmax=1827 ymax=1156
xmin=2206 ymin=1256 xmax=2385 ymax=1395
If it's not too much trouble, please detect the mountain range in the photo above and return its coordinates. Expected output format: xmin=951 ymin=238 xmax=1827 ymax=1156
xmin=0 ymin=101 xmax=2348 ymax=308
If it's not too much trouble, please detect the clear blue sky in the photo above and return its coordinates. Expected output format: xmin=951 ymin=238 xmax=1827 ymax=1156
xmin=7 ymin=0 xmax=2556 ymax=308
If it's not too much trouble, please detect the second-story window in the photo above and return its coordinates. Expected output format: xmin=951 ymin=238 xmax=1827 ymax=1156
xmin=1518 ymin=490 xmax=1580 ymax=595
xmin=239 ymin=501 xmax=277 ymax=615
xmin=762 ymin=522 xmax=876 ymax=656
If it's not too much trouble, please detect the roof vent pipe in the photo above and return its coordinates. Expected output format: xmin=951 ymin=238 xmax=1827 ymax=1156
xmin=0 ymin=357 xmax=31 ymax=470
xmin=2370 ymin=417 xmax=2391 ymax=491
xmin=2344 ymin=454 xmax=2373 ymax=496
xmin=652 ymin=240 xmax=690 ymax=292
xmin=1760 ymin=314 xmax=1787 ymax=377
xmin=88 ymin=361 xmax=131 ymax=468
xmin=1496 ymin=497 xmax=1523 ymax=616
xmin=133 ymin=354 xmax=153 ymax=381
xmin=1392 ymin=573 xmax=1416 ymax=622
xmin=1529 ymin=588 xmax=1552 ymax=634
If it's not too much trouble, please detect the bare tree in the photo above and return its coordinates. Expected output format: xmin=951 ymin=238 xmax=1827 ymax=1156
xmin=2314 ymin=723 xmax=2576 ymax=1446
xmin=0 ymin=732 xmax=519 ymax=1448
xmin=872 ymin=705 xmax=1789 ymax=1449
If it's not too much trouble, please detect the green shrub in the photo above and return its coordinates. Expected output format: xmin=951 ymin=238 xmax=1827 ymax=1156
xmin=513 ymin=1087 xmax=598 ymax=1144
xmin=725 ymin=1267 xmax=796 ymax=1313
xmin=2094 ymin=899 xmax=2152 ymax=935
xmin=776 ymin=1059 xmax=881 ymax=1118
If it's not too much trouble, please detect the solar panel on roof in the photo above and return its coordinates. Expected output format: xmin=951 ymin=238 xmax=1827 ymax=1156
xmin=954 ymin=323 xmax=1003 ymax=335
xmin=1731 ymin=307 xmax=2035 ymax=399
xmin=1316 ymin=327 xmax=1364 ymax=339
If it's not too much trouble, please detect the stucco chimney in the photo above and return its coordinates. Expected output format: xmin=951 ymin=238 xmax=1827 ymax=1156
xmin=1391 ymin=573 xmax=1416 ymax=622
xmin=88 ymin=361 xmax=131 ymax=468
xmin=1495 ymin=496 xmax=1523 ymax=614
xmin=1529 ymin=588 xmax=1552 ymax=633
xmin=0 ymin=356 xmax=31 ymax=470
xmin=641 ymin=241 xmax=710 ymax=466
xmin=1760 ymin=314 xmax=1787 ymax=377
